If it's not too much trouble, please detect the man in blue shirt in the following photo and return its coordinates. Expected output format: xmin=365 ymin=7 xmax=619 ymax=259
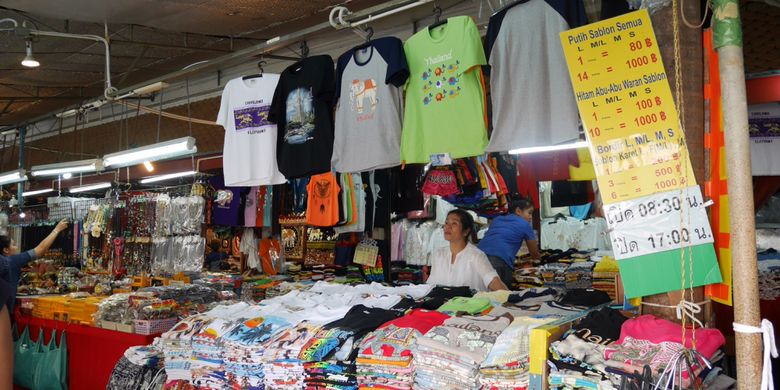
xmin=478 ymin=198 xmax=540 ymax=288
xmin=0 ymin=219 xmax=69 ymax=312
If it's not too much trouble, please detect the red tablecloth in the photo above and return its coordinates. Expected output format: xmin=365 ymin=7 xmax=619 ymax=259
xmin=13 ymin=314 xmax=157 ymax=390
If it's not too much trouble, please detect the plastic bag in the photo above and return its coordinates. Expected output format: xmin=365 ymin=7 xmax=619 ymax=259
xmin=34 ymin=330 xmax=68 ymax=390
xmin=14 ymin=327 xmax=43 ymax=389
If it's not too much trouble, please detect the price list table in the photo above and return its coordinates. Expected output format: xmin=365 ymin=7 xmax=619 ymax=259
xmin=559 ymin=10 xmax=722 ymax=298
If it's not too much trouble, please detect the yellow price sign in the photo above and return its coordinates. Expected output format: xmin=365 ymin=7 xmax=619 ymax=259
xmin=560 ymin=10 xmax=696 ymax=204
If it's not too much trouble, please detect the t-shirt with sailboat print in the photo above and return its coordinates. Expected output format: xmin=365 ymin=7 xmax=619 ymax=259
xmin=269 ymin=55 xmax=336 ymax=179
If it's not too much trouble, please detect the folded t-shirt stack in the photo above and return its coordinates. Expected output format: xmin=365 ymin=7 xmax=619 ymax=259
xmin=417 ymin=285 xmax=473 ymax=310
xmin=540 ymin=262 xmax=569 ymax=288
xmin=262 ymin=322 xmax=323 ymax=389
xmin=437 ymin=296 xmax=491 ymax=315
xmin=304 ymin=361 xmax=358 ymax=390
xmin=514 ymin=266 xmax=544 ymax=289
xmin=591 ymin=256 xmax=619 ymax=300
xmin=603 ymin=315 xmax=725 ymax=383
xmin=161 ymin=313 xmax=216 ymax=385
xmin=413 ymin=314 xmax=512 ymax=390
xmin=479 ymin=316 xmax=557 ymax=389
xmin=107 ymin=345 xmax=166 ymax=390
xmin=558 ymin=288 xmax=612 ymax=308
xmin=222 ymin=314 xmax=291 ymax=389
xmin=564 ymin=261 xmax=595 ymax=289
xmin=356 ymin=309 xmax=450 ymax=389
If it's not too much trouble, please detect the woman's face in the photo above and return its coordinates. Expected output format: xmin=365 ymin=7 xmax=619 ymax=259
xmin=443 ymin=214 xmax=468 ymax=243
xmin=517 ymin=207 xmax=534 ymax=223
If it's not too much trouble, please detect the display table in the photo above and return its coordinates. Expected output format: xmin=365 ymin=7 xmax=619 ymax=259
xmin=13 ymin=314 xmax=157 ymax=390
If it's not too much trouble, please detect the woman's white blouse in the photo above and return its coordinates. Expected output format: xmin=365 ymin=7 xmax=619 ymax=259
xmin=426 ymin=243 xmax=500 ymax=292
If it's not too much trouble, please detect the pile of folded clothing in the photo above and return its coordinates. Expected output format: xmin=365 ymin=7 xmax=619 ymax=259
xmin=413 ymin=314 xmax=512 ymax=390
xmin=107 ymin=345 xmax=166 ymax=390
xmin=564 ymin=261 xmax=595 ymax=289
xmin=479 ymin=316 xmax=557 ymax=389
xmin=262 ymin=322 xmax=322 ymax=389
xmin=356 ymin=309 xmax=450 ymax=389
xmin=160 ymin=313 xmax=215 ymax=385
xmin=265 ymin=281 xmax=313 ymax=299
xmin=514 ymin=267 xmax=544 ymax=289
xmin=303 ymin=361 xmax=358 ymax=389
xmin=221 ymin=314 xmax=291 ymax=389
xmin=591 ymin=257 xmax=619 ymax=301
xmin=415 ymin=285 xmax=473 ymax=310
xmin=540 ymin=262 xmax=569 ymax=288
xmin=757 ymin=256 xmax=780 ymax=300
xmin=487 ymin=288 xmax=559 ymax=318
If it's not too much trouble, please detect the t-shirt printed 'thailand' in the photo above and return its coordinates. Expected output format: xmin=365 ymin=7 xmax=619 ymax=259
xmin=216 ymin=75 xmax=287 ymax=186
xmin=401 ymin=16 xmax=489 ymax=164
xmin=333 ymin=37 xmax=409 ymax=173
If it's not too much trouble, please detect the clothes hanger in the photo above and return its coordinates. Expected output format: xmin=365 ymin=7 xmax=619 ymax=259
xmin=242 ymin=60 xmax=267 ymax=80
xmin=428 ymin=5 xmax=447 ymax=30
xmin=354 ymin=26 xmax=374 ymax=51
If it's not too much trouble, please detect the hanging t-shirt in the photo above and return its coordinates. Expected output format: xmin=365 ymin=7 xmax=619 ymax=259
xmin=216 ymin=76 xmax=287 ymax=186
xmin=484 ymin=0 xmax=587 ymax=152
xmin=401 ymin=16 xmax=488 ymax=164
xmin=244 ymin=186 xmax=258 ymax=227
xmin=269 ymin=55 xmax=336 ymax=179
xmin=211 ymin=176 xmax=243 ymax=226
xmin=333 ymin=37 xmax=409 ymax=173
xmin=306 ymin=172 xmax=341 ymax=227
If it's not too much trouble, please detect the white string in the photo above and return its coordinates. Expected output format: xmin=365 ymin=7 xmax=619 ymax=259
xmin=641 ymin=299 xmax=708 ymax=329
xmin=733 ymin=319 xmax=778 ymax=390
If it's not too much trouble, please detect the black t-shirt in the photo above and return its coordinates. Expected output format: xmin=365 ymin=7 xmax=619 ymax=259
xmin=269 ymin=55 xmax=336 ymax=179
xmin=419 ymin=285 xmax=473 ymax=310
xmin=558 ymin=288 xmax=612 ymax=307
xmin=571 ymin=307 xmax=628 ymax=346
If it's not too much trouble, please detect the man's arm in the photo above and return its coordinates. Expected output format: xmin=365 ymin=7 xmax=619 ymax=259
xmin=526 ymin=239 xmax=541 ymax=259
xmin=32 ymin=219 xmax=69 ymax=258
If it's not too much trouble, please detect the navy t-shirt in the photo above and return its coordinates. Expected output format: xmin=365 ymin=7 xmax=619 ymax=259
xmin=478 ymin=214 xmax=536 ymax=267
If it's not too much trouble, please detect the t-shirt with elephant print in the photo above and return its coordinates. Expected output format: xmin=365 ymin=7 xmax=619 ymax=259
xmin=416 ymin=314 xmax=512 ymax=364
xmin=333 ymin=37 xmax=409 ymax=173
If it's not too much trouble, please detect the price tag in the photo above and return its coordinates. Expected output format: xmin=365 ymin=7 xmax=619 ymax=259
xmin=559 ymin=9 xmax=696 ymax=204
xmin=430 ymin=153 xmax=452 ymax=167
xmin=353 ymin=239 xmax=379 ymax=266
xmin=605 ymin=186 xmax=714 ymax=259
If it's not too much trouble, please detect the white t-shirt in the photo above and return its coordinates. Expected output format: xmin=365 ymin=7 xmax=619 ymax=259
xmin=216 ymin=76 xmax=287 ymax=186
xmin=426 ymin=243 xmax=500 ymax=292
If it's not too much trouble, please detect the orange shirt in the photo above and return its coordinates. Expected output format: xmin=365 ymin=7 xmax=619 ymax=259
xmin=306 ymin=172 xmax=341 ymax=227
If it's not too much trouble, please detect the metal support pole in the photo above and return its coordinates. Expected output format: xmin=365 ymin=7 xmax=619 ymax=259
xmin=711 ymin=1 xmax=763 ymax=388
xmin=17 ymin=126 xmax=25 ymax=207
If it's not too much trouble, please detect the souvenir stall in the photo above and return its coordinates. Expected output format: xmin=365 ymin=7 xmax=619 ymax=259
xmin=1 ymin=0 xmax=773 ymax=388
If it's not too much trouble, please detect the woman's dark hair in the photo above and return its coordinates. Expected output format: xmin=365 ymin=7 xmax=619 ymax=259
xmin=447 ymin=209 xmax=477 ymax=243
xmin=0 ymin=236 xmax=10 ymax=254
xmin=209 ymin=240 xmax=221 ymax=252
xmin=510 ymin=197 xmax=534 ymax=213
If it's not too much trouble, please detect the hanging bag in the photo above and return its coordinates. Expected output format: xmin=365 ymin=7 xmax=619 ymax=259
xmin=14 ymin=327 xmax=43 ymax=389
xmin=34 ymin=329 xmax=68 ymax=390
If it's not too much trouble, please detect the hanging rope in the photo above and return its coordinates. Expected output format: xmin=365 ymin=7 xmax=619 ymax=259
xmin=117 ymin=100 xmax=218 ymax=127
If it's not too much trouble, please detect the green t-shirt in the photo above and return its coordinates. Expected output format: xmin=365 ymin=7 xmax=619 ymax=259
xmin=437 ymin=297 xmax=491 ymax=314
xmin=401 ymin=16 xmax=488 ymax=164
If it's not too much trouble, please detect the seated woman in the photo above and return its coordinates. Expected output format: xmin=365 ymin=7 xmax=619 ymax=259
xmin=426 ymin=209 xmax=509 ymax=292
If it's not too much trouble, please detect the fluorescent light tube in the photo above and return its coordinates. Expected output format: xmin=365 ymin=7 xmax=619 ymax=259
xmin=23 ymin=188 xmax=54 ymax=197
xmin=103 ymin=136 xmax=197 ymax=168
xmin=31 ymin=158 xmax=102 ymax=176
xmin=132 ymin=82 xmax=168 ymax=95
xmin=139 ymin=170 xmax=197 ymax=184
xmin=508 ymin=141 xmax=589 ymax=155
xmin=69 ymin=182 xmax=111 ymax=193
xmin=0 ymin=169 xmax=27 ymax=185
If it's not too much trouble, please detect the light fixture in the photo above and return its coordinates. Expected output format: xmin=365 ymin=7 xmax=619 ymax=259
xmin=22 ymin=188 xmax=54 ymax=197
xmin=31 ymin=158 xmax=102 ymax=177
xmin=139 ymin=170 xmax=197 ymax=184
xmin=62 ymin=172 xmax=72 ymax=179
xmin=69 ymin=182 xmax=111 ymax=193
xmin=21 ymin=38 xmax=40 ymax=68
xmin=0 ymin=169 xmax=28 ymax=185
xmin=103 ymin=136 xmax=197 ymax=168
xmin=508 ymin=141 xmax=590 ymax=155
xmin=18 ymin=212 xmax=26 ymax=219
xmin=143 ymin=161 xmax=154 ymax=172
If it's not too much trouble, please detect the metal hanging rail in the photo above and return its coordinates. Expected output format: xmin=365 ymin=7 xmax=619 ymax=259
xmin=0 ymin=0 xmax=433 ymax=134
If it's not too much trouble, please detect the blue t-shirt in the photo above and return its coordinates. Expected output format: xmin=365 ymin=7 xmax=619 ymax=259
xmin=0 ymin=249 xmax=37 ymax=312
xmin=478 ymin=214 xmax=536 ymax=267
